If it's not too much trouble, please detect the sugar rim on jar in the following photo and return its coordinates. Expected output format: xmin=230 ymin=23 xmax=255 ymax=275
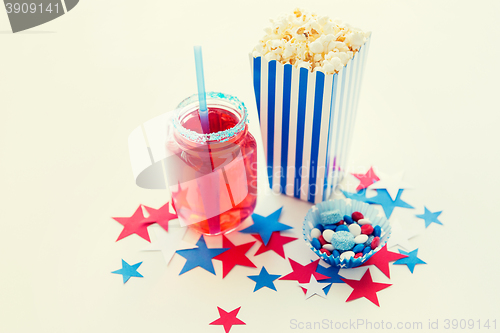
xmin=173 ymin=92 xmax=249 ymax=144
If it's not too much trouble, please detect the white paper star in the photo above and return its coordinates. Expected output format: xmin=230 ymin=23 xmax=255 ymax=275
xmin=298 ymin=275 xmax=331 ymax=299
xmin=143 ymin=224 xmax=197 ymax=265
xmin=386 ymin=219 xmax=419 ymax=251
xmin=368 ymin=171 xmax=412 ymax=201
xmin=339 ymin=266 xmax=368 ymax=280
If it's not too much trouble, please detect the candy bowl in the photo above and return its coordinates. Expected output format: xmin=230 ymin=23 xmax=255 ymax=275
xmin=302 ymin=199 xmax=391 ymax=268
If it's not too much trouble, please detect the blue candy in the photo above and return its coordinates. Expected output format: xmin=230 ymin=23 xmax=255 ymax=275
xmin=332 ymin=250 xmax=340 ymax=258
xmin=320 ymin=209 xmax=342 ymax=225
xmin=353 ymin=244 xmax=364 ymax=253
xmin=331 ymin=231 xmax=355 ymax=251
xmin=324 ymin=224 xmax=337 ymax=231
xmin=343 ymin=215 xmax=354 ymax=225
xmin=316 ymin=224 xmax=325 ymax=232
xmin=363 ymin=246 xmax=372 ymax=255
xmin=373 ymin=225 xmax=382 ymax=237
xmin=336 ymin=225 xmax=349 ymax=232
xmin=365 ymin=235 xmax=374 ymax=246
xmin=311 ymin=238 xmax=321 ymax=250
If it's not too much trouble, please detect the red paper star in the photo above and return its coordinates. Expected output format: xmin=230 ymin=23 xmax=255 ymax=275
xmin=361 ymin=245 xmax=409 ymax=278
xmin=279 ymin=259 xmax=330 ymax=283
xmin=209 ymin=306 xmax=246 ymax=333
xmin=252 ymin=232 xmax=298 ymax=258
xmin=142 ymin=202 xmax=177 ymax=232
xmin=352 ymin=166 xmax=380 ymax=191
xmin=213 ymin=236 xmax=256 ymax=278
xmin=113 ymin=206 xmax=153 ymax=242
xmin=341 ymin=269 xmax=392 ymax=306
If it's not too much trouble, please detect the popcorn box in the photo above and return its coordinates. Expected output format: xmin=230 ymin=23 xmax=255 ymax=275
xmin=251 ymin=38 xmax=370 ymax=203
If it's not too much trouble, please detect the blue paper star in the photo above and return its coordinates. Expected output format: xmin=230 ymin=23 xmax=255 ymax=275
xmin=416 ymin=207 xmax=443 ymax=228
xmin=393 ymin=248 xmax=426 ymax=273
xmin=314 ymin=262 xmax=345 ymax=295
xmin=247 ymin=267 xmax=281 ymax=292
xmin=240 ymin=207 xmax=293 ymax=246
xmin=341 ymin=189 xmax=371 ymax=203
xmin=111 ymin=259 xmax=143 ymax=283
xmin=176 ymin=236 xmax=229 ymax=275
xmin=366 ymin=189 xmax=414 ymax=218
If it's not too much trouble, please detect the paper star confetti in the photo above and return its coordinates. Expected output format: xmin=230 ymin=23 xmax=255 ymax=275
xmin=299 ymin=275 xmax=331 ymax=299
xmin=113 ymin=206 xmax=153 ymax=242
xmin=314 ymin=263 xmax=345 ymax=295
xmin=252 ymin=232 xmax=297 ymax=258
xmin=393 ymin=248 xmax=426 ymax=273
xmin=341 ymin=189 xmax=370 ymax=203
xmin=352 ymin=167 xmax=380 ymax=191
xmin=209 ymin=307 xmax=246 ymax=333
xmin=415 ymin=207 xmax=443 ymax=228
xmin=360 ymin=245 xmax=408 ymax=278
xmin=247 ymin=267 xmax=281 ymax=292
xmin=280 ymin=259 xmax=329 ymax=283
xmin=341 ymin=269 xmax=392 ymax=306
xmin=142 ymin=202 xmax=177 ymax=232
xmin=176 ymin=236 xmax=229 ymax=275
xmin=111 ymin=259 xmax=143 ymax=283
xmin=386 ymin=219 xmax=420 ymax=250
xmin=213 ymin=236 xmax=256 ymax=278
xmin=142 ymin=225 xmax=196 ymax=265
xmin=366 ymin=189 xmax=414 ymax=218
xmin=239 ymin=207 xmax=293 ymax=246
xmin=368 ymin=171 xmax=412 ymax=201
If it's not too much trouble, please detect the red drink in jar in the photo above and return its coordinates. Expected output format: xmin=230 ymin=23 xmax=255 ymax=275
xmin=166 ymin=92 xmax=257 ymax=235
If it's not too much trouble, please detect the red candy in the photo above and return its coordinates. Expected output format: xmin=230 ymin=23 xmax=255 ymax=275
xmin=320 ymin=248 xmax=331 ymax=256
xmin=318 ymin=235 xmax=327 ymax=246
xmin=361 ymin=224 xmax=374 ymax=235
xmin=351 ymin=211 xmax=364 ymax=222
xmin=371 ymin=236 xmax=380 ymax=250
xmin=336 ymin=220 xmax=345 ymax=225
xmin=354 ymin=252 xmax=363 ymax=258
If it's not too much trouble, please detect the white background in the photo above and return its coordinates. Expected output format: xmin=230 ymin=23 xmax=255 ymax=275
xmin=1 ymin=1 xmax=500 ymax=332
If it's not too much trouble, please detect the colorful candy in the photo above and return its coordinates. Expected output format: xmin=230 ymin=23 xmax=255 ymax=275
xmin=335 ymin=225 xmax=349 ymax=233
xmin=322 ymin=229 xmax=335 ymax=243
xmin=309 ymin=209 xmax=385 ymax=264
xmin=352 ymin=244 xmax=364 ymax=253
xmin=331 ymin=231 xmax=355 ymax=251
xmin=320 ymin=209 xmax=342 ymax=225
xmin=361 ymin=224 xmax=374 ymax=235
xmin=354 ymin=234 xmax=368 ymax=244
xmin=343 ymin=215 xmax=354 ymax=225
xmin=311 ymin=238 xmax=321 ymax=250
xmin=348 ymin=223 xmax=361 ymax=236
xmin=351 ymin=211 xmax=364 ymax=222
xmin=310 ymin=228 xmax=322 ymax=239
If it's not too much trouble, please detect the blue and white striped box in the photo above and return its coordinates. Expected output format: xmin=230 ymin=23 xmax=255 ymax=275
xmin=251 ymin=38 xmax=371 ymax=204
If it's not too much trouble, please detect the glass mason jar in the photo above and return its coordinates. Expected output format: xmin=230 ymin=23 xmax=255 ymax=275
xmin=165 ymin=92 xmax=257 ymax=235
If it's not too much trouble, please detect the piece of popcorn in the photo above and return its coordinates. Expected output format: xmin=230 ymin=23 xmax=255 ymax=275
xmin=309 ymin=40 xmax=324 ymax=54
xmin=252 ymin=8 xmax=369 ymax=73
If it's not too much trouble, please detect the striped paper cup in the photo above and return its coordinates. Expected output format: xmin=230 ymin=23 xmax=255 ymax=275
xmin=302 ymin=198 xmax=391 ymax=268
xmin=251 ymin=38 xmax=371 ymax=203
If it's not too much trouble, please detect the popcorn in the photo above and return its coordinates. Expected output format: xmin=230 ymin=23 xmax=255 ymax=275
xmin=253 ymin=8 xmax=370 ymax=74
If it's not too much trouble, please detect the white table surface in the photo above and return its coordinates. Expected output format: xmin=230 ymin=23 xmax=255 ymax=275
xmin=1 ymin=1 xmax=500 ymax=332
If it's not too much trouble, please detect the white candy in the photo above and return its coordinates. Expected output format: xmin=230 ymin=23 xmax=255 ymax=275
xmin=357 ymin=218 xmax=372 ymax=225
xmin=322 ymin=244 xmax=334 ymax=251
xmin=322 ymin=229 xmax=335 ymax=243
xmin=354 ymin=234 xmax=369 ymax=244
xmin=310 ymin=228 xmax=322 ymax=239
xmin=340 ymin=251 xmax=355 ymax=261
xmin=348 ymin=223 xmax=361 ymax=237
